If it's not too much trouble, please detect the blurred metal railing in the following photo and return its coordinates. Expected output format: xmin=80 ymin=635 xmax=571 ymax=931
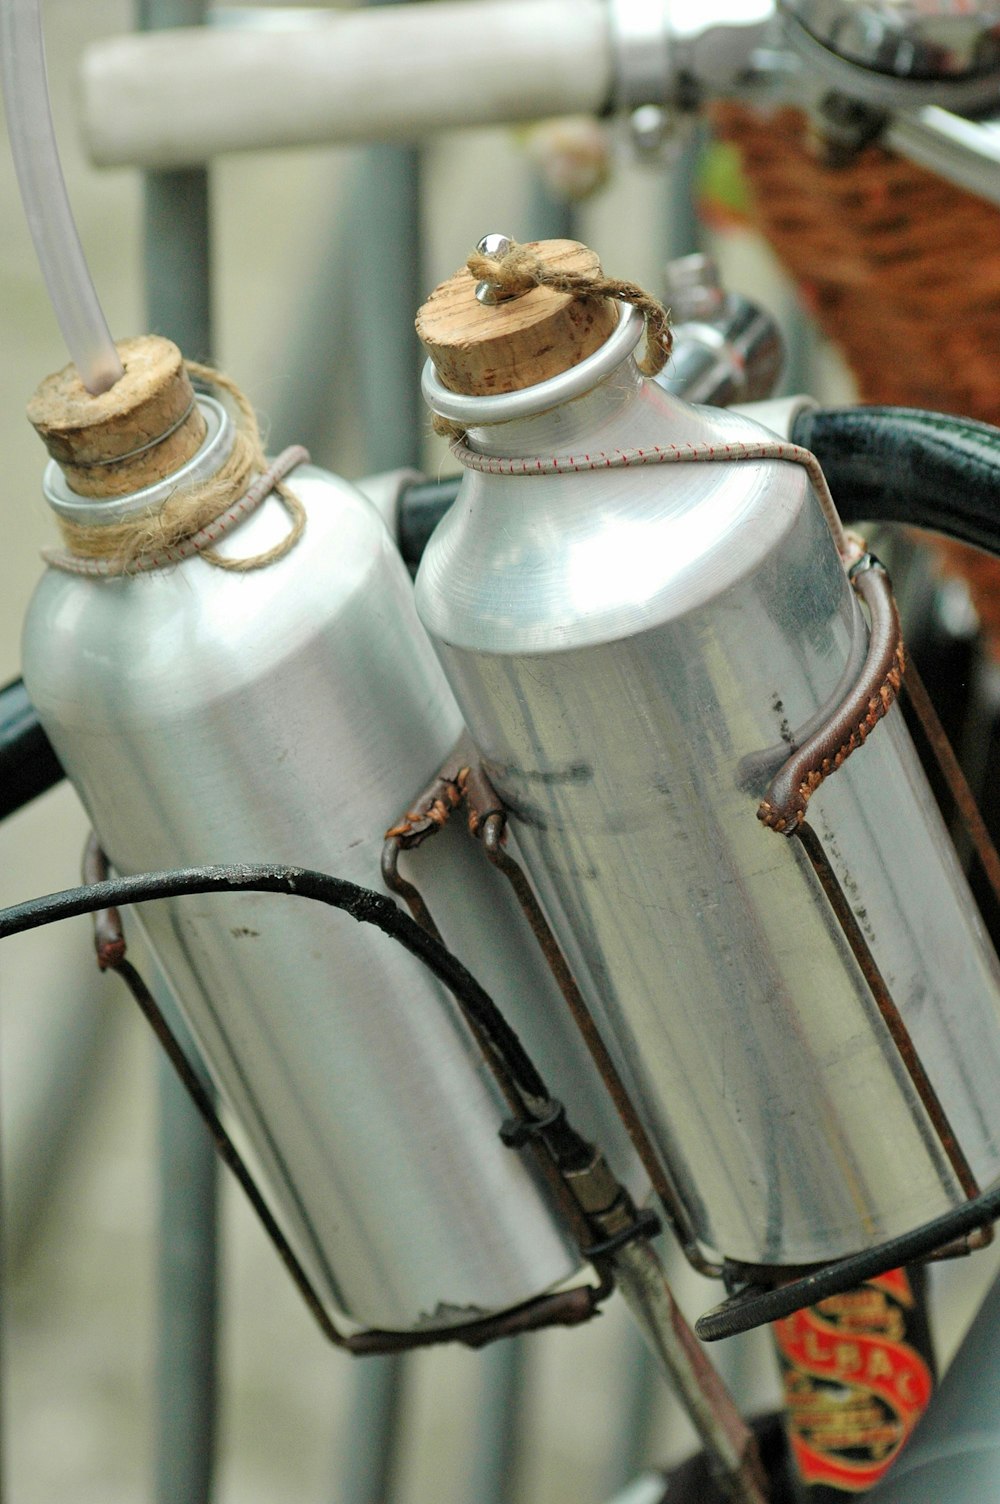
xmin=137 ymin=7 xmax=220 ymax=1501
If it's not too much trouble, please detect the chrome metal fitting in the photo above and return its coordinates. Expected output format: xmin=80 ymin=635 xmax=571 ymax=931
xmin=655 ymin=254 xmax=785 ymax=407
xmin=779 ymin=0 xmax=1000 ymax=87
xmin=474 ymin=232 xmax=516 ymax=307
xmin=608 ymin=0 xmax=673 ymax=111
xmin=627 ymin=102 xmax=680 ymax=163
xmin=562 ymin=1151 xmax=624 ymax=1217
xmin=669 ymin=0 xmax=776 ymax=93
xmin=662 ymin=252 xmax=726 ymax=323
xmin=607 ymin=0 xmax=777 ymax=116
xmin=778 ymin=0 xmax=1000 ymax=111
xmin=606 ymin=0 xmax=680 ymax=163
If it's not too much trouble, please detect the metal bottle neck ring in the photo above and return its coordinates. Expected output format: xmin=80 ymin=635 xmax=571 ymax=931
xmin=421 ymin=302 xmax=645 ymax=429
xmin=42 ymin=394 xmax=235 ymax=526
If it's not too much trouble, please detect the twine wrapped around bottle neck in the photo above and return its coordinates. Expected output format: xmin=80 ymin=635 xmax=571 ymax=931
xmin=423 ymin=239 xmax=672 ymax=442
xmin=29 ymin=338 xmax=306 ymax=577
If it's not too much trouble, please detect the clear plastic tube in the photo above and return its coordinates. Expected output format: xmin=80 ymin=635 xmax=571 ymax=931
xmin=0 ymin=0 xmax=123 ymax=393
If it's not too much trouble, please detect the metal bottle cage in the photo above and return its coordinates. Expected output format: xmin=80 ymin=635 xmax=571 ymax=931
xmin=383 ymin=551 xmax=1000 ymax=1342
xmin=7 ymin=545 xmax=999 ymax=1356
xmin=73 ymin=837 xmax=633 ymax=1357
xmin=62 ymin=843 xmax=771 ymax=1498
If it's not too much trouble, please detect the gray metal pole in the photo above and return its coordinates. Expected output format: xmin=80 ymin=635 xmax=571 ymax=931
xmin=334 ymin=11 xmax=417 ymax=1496
xmin=524 ymin=178 xmax=577 ymax=244
xmin=135 ymin=7 xmax=218 ymax=1503
xmin=345 ymin=0 xmax=423 ymax=474
xmin=339 ymin=1354 xmax=407 ymax=1504
xmin=137 ymin=0 xmax=212 ymax=363
xmin=345 ymin=144 xmax=423 ymax=472
xmin=663 ymin=126 xmax=704 ymax=264
xmin=467 ymin=1338 xmax=528 ymax=1504
xmin=605 ymin=1318 xmax=660 ymax=1495
xmin=1 ymin=1032 xmax=6 ymax=1504
xmin=152 ymin=991 xmax=218 ymax=1504
xmin=142 ymin=165 xmax=212 ymax=364
xmin=263 ymin=192 xmax=351 ymax=469
xmin=267 ymin=3 xmax=422 ymax=475
xmin=266 ymin=158 xmax=416 ymax=474
xmin=3 ymin=974 xmax=108 ymax=1268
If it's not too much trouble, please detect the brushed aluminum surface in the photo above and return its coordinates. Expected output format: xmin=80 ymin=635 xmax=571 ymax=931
xmin=22 ymin=424 xmax=638 ymax=1333
xmin=416 ymin=350 xmax=1000 ymax=1267
xmin=655 ymin=257 xmax=785 ymax=408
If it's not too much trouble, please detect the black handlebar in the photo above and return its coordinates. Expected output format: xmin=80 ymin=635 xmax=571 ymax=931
xmin=792 ymin=405 xmax=1000 ymax=556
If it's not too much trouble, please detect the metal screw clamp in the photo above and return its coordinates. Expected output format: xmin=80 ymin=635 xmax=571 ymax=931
xmin=581 ymin=1206 xmax=663 ymax=1263
xmin=498 ymin=1097 xmax=567 ymax=1147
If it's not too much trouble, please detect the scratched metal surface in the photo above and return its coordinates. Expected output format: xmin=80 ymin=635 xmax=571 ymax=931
xmin=417 ymin=361 xmax=1000 ymax=1267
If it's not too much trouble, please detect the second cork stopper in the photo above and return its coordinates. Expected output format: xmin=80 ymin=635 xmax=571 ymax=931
xmin=416 ymin=238 xmax=619 ymax=398
xmin=27 ymin=334 xmax=207 ymax=499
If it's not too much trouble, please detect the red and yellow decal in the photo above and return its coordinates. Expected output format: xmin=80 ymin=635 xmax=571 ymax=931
xmin=773 ymin=1269 xmax=933 ymax=1492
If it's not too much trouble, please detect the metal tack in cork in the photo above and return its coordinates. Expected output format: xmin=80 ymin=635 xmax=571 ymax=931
xmin=415 ymin=238 xmax=619 ymax=398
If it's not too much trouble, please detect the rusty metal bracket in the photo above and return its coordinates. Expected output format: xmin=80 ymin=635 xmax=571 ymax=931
xmin=383 ymin=737 xmax=474 ymax=848
xmin=703 ymin=557 xmax=1000 ymax=1339
xmin=476 ymin=810 xmax=722 ymax=1281
xmin=795 ymin=818 xmax=980 ymax=1201
xmin=383 ymin=751 xmax=721 ymax=1280
xmin=381 ymin=836 xmax=444 ymax=943
xmin=383 ymin=767 xmax=611 ymax=1255
xmin=382 ymin=763 xmax=681 ymax=1273
xmin=382 ymin=764 xmax=769 ymax=1498
xmin=758 ymin=557 xmax=987 ymax=1205
xmin=903 ymin=655 xmax=1000 ymax=923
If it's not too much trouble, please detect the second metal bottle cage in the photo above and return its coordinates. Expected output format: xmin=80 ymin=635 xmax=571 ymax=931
xmin=383 ymin=553 xmax=1000 ymax=1342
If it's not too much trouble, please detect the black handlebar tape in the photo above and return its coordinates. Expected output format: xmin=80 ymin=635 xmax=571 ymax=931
xmin=792 ymin=406 xmax=1000 ymax=554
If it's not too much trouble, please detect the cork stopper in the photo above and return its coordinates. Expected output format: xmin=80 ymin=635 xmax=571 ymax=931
xmin=416 ymin=239 xmax=619 ymax=397
xmin=27 ymin=334 xmax=208 ymax=499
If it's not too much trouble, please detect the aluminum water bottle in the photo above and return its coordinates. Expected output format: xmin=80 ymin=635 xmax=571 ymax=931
xmin=21 ymin=360 xmax=624 ymax=1336
xmin=413 ymin=242 xmax=1000 ymax=1273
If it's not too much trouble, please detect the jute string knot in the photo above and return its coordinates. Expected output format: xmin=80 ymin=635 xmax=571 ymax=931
xmin=47 ymin=362 xmax=307 ymax=578
xmin=432 ymin=241 xmax=673 ymax=441
xmin=465 ymin=241 xmax=672 ymax=376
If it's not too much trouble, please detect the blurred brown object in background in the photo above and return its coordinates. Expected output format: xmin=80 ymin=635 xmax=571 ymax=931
xmin=710 ymin=104 xmax=1000 ymax=652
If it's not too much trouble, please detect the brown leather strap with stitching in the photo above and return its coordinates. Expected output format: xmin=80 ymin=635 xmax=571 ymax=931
xmin=758 ymin=563 xmax=905 ymax=834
